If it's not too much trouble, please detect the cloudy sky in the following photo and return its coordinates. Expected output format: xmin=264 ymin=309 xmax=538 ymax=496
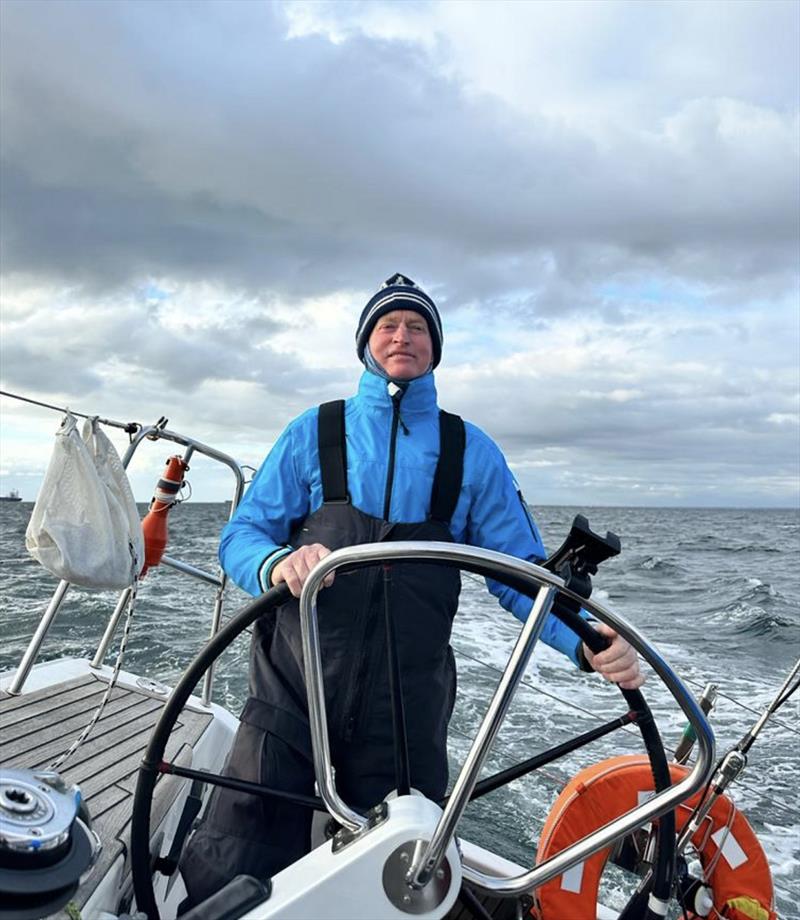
xmin=1 ymin=0 xmax=798 ymax=509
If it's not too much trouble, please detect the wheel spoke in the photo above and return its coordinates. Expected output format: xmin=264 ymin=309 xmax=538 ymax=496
xmin=157 ymin=760 xmax=325 ymax=811
xmin=446 ymin=710 xmax=638 ymax=806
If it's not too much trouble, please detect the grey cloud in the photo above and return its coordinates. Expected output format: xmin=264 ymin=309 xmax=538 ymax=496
xmin=1 ymin=0 xmax=797 ymax=305
xmin=0 ymin=344 xmax=104 ymax=396
xmin=0 ymin=290 xmax=301 ymax=398
xmin=0 ymin=164 xmax=325 ymax=294
xmin=0 ymin=0 xmax=796 ymax=507
xmin=441 ymin=318 xmax=799 ymax=501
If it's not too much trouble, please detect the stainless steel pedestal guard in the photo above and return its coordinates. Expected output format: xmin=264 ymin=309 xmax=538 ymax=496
xmin=298 ymin=541 xmax=715 ymax=900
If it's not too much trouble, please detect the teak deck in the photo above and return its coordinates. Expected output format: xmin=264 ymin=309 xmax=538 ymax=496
xmin=0 ymin=673 xmax=212 ymax=918
xmin=1 ymin=675 xmax=519 ymax=919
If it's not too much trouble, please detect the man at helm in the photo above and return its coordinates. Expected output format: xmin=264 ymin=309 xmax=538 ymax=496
xmin=180 ymin=273 xmax=643 ymax=905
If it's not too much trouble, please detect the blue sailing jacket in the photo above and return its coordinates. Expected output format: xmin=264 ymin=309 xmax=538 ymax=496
xmin=220 ymin=370 xmax=584 ymax=665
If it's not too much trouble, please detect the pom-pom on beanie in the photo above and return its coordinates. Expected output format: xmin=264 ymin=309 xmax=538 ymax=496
xmin=356 ymin=273 xmax=443 ymax=368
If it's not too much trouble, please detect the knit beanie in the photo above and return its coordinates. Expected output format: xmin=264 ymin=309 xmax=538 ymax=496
xmin=355 ymin=273 xmax=443 ymax=368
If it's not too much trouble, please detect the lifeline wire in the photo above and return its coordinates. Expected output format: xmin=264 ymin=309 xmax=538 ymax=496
xmin=0 ymin=388 xmax=139 ymax=433
xmin=453 ymin=645 xmax=642 ymax=746
xmin=223 ymin=581 xmax=798 ymax=815
xmin=283 ymin=572 xmax=796 ymax=908
xmin=448 ymin=644 xmax=800 ymax=814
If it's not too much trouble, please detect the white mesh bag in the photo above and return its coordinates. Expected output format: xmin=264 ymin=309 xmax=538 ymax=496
xmin=26 ymin=413 xmax=144 ymax=589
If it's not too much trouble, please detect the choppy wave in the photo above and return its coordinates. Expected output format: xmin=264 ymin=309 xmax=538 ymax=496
xmin=677 ymin=536 xmax=784 ymax=554
xmin=694 ymin=576 xmax=796 ymax=638
xmin=743 ymin=576 xmax=779 ymax=600
xmin=730 ymin=608 xmax=797 ymax=637
xmin=633 ymin=554 xmax=684 ymax=574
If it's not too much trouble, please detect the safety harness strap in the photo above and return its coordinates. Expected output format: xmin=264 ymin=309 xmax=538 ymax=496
xmin=318 ymin=400 xmax=349 ymax=503
xmin=429 ymin=410 xmax=466 ymax=525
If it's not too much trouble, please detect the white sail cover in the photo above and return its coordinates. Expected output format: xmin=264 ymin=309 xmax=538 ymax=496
xmin=26 ymin=413 xmax=144 ymax=589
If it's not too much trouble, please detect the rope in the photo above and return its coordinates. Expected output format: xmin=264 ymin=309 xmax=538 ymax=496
xmin=48 ymin=546 xmax=140 ymax=770
xmin=150 ymin=479 xmax=191 ymax=508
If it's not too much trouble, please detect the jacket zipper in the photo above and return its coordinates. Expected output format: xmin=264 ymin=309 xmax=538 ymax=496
xmin=383 ymin=387 xmax=407 ymax=520
xmin=344 ymin=385 xmax=406 ymax=739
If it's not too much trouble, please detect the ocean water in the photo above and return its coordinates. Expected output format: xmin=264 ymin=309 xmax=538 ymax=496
xmin=1 ymin=502 xmax=798 ymax=915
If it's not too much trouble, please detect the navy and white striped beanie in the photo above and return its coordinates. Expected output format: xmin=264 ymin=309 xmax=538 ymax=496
xmin=356 ymin=273 xmax=443 ymax=368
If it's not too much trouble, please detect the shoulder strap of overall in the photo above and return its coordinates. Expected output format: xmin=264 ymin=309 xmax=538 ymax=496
xmin=317 ymin=400 xmax=349 ymax=503
xmin=430 ymin=410 xmax=466 ymax=525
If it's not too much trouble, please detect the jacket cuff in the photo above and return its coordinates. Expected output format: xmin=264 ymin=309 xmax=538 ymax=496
xmin=258 ymin=546 xmax=294 ymax=593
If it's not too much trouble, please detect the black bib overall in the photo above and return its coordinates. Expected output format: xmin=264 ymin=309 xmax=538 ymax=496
xmin=181 ymin=401 xmax=465 ymax=905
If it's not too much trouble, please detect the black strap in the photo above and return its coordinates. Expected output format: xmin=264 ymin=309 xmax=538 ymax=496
xmin=318 ymin=400 xmax=348 ymax=503
xmin=317 ymin=401 xmax=465 ymax=520
xmin=430 ymin=410 xmax=465 ymax=525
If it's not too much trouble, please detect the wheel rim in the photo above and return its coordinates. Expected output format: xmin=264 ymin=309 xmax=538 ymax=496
xmin=130 ymin=556 xmax=674 ymax=920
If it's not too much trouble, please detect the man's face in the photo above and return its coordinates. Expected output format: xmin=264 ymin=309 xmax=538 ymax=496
xmin=368 ymin=309 xmax=433 ymax=379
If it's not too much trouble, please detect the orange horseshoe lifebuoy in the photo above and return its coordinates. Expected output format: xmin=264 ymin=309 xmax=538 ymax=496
xmin=532 ymin=755 xmax=776 ymax=920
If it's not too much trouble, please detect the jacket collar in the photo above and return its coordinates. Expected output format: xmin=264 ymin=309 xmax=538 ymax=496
xmin=357 ymin=369 xmax=438 ymax=414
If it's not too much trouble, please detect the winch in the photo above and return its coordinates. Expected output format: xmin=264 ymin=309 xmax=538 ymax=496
xmin=0 ymin=767 xmax=99 ymax=919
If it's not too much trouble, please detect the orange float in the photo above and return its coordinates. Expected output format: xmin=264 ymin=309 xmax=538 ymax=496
xmin=533 ymin=754 xmax=776 ymax=920
xmin=140 ymin=455 xmax=189 ymax=575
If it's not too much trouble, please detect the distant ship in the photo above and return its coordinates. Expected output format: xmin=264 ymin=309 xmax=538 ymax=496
xmin=0 ymin=490 xmax=22 ymax=502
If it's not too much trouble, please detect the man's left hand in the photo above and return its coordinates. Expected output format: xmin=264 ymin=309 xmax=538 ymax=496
xmin=582 ymin=623 xmax=645 ymax=690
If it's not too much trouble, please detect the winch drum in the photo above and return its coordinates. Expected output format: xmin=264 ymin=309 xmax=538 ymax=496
xmin=0 ymin=768 xmax=98 ymax=920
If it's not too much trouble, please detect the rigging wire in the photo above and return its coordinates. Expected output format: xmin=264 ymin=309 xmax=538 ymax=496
xmin=776 ymin=676 xmax=800 ymax=709
xmin=465 ymin=570 xmax=800 ymax=737
xmin=766 ymin=657 xmax=800 ymax=713
xmin=452 ymin=645 xmax=643 ymax=744
xmin=215 ymin=619 xmax=799 ymax=819
xmin=220 ymin=576 xmax=799 ymax=815
xmin=458 ymin=573 xmax=642 ymax=737
xmin=226 ymin=629 xmax=797 ymax=817
xmin=450 ymin=646 xmax=800 ymax=820
xmin=683 ymin=676 xmax=799 ymax=738
xmin=455 ymin=579 xmax=800 ymax=823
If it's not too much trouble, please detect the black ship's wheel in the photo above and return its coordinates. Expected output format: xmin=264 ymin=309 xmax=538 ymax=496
xmin=131 ymin=546 xmax=676 ymax=920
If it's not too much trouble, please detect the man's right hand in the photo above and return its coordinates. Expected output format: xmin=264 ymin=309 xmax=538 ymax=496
xmin=270 ymin=543 xmax=335 ymax=598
